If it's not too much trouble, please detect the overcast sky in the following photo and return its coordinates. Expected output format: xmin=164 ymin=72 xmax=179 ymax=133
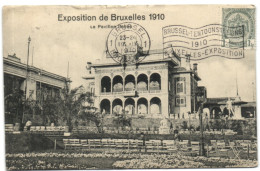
xmin=3 ymin=5 xmax=256 ymax=101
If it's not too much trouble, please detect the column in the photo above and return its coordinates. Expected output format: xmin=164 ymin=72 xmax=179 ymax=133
xmin=135 ymin=77 xmax=138 ymax=91
xmin=11 ymin=76 xmax=15 ymax=91
xmin=148 ymin=75 xmax=150 ymax=92
xmin=122 ymin=99 xmax=125 ymax=113
xmin=111 ymin=79 xmax=113 ymax=93
xmin=123 ymin=77 xmax=125 ymax=92
xmin=148 ymin=99 xmax=151 ymax=115
xmin=110 ymin=101 xmax=113 ymax=115
xmin=51 ymin=87 xmax=54 ymax=98
xmin=135 ymin=100 xmax=138 ymax=115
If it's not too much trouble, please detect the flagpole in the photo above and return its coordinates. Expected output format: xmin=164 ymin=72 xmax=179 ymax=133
xmin=66 ymin=61 xmax=70 ymax=92
xmin=236 ymin=71 xmax=239 ymax=96
xmin=67 ymin=61 xmax=70 ymax=79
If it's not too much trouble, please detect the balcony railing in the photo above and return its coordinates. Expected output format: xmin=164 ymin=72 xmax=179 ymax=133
xmin=104 ymin=113 xmax=163 ymax=119
xmin=149 ymin=90 xmax=161 ymax=93
xmin=100 ymin=90 xmax=161 ymax=95
xmin=100 ymin=92 xmax=112 ymax=95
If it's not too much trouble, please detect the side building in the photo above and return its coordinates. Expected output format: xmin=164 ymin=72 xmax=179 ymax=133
xmin=4 ymin=54 xmax=69 ymax=124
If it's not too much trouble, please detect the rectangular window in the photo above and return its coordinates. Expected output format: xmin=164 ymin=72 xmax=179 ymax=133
xmin=176 ymin=81 xmax=184 ymax=93
xmin=176 ymin=97 xmax=186 ymax=106
xmin=175 ymin=77 xmax=186 ymax=94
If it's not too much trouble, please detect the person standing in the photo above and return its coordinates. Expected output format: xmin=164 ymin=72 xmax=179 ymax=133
xmin=139 ymin=132 xmax=146 ymax=152
xmin=173 ymin=129 xmax=180 ymax=145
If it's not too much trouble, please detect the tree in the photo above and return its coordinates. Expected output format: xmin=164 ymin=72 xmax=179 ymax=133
xmin=212 ymin=119 xmax=226 ymax=131
xmin=54 ymin=85 xmax=108 ymax=133
xmin=4 ymin=88 xmax=24 ymax=123
xmin=112 ymin=110 xmax=132 ymax=130
xmin=41 ymin=98 xmax=59 ymax=125
xmin=77 ymin=107 xmax=104 ymax=133
xmin=54 ymin=85 xmax=94 ymax=131
xmin=231 ymin=120 xmax=243 ymax=135
xmin=181 ymin=121 xmax=188 ymax=130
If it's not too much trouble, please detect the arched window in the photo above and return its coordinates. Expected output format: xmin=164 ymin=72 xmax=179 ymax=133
xmin=125 ymin=75 xmax=135 ymax=91
xmin=150 ymin=97 xmax=161 ymax=114
xmin=100 ymin=99 xmax=110 ymax=114
xmin=125 ymin=98 xmax=135 ymax=115
xmin=137 ymin=74 xmax=148 ymax=91
xmin=211 ymin=107 xmax=222 ymax=119
xmin=113 ymin=75 xmax=123 ymax=92
xmin=101 ymin=76 xmax=111 ymax=92
xmin=137 ymin=98 xmax=148 ymax=114
xmin=112 ymin=98 xmax=123 ymax=114
xmin=150 ymin=73 xmax=161 ymax=90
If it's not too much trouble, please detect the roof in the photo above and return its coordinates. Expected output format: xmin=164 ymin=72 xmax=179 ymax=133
xmin=91 ymin=56 xmax=180 ymax=68
xmin=205 ymin=97 xmax=236 ymax=104
xmin=205 ymin=97 xmax=248 ymax=105
xmin=172 ymin=66 xmax=201 ymax=81
xmin=3 ymin=56 xmax=69 ymax=82
xmin=106 ymin=48 xmax=182 ymax=61
xmin=82 ymin=76 xmax=95 ymax=80
xmin=241 ymin=102 xmax=256 ymax=107
xmin=217 ymin=100 xmax=247 ymax=105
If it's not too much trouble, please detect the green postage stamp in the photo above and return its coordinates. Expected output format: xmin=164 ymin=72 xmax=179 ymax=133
xmin=222 ymin=8 xmax=255 ymax=48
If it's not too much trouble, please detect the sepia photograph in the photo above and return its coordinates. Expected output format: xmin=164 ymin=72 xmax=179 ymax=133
xmin=1 ymin=4 xmax=258 ymax=170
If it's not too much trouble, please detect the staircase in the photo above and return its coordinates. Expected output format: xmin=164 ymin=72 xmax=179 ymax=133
xmin=45 ymin=135 xmax=65 ymax=149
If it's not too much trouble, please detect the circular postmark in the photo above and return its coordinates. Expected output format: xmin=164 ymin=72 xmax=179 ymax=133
xmin=223 ymin=8 xmax=255 ymax=47
xmin=106 ymin=22 xmax=151 ymax=64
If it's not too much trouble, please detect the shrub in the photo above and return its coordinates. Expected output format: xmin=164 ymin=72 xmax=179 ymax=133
xmin=181 ymin=121 xmax=188 ymax=130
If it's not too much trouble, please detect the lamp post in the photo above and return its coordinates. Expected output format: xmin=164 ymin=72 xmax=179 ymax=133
xmin=22 ymin=36 xmax=31 ymax=124
xmin=199 ymin=102 xmax=206 ymax=156
xmin=195 ymin=85 xmax=207 ymax=156
xmin=24 ymin=36 xmax=31 ymax=98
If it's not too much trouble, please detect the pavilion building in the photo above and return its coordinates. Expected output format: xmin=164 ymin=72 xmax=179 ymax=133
xmin=83 ymin=51 xmax=204 ymax=119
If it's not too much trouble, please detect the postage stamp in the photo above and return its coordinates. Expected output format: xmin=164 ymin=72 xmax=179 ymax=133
xmin=222 ymin=8 xmax=255 ymax=48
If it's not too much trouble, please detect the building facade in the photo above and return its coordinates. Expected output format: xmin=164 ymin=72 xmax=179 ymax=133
xmin=84 ymin=53 xmax=203 ymax=119
xmin=4 ymin=54 xmax=69 ymax=123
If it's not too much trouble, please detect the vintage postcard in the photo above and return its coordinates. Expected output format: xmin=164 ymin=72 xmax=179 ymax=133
xmin=3 ymin=5 xmax=257 ymax=170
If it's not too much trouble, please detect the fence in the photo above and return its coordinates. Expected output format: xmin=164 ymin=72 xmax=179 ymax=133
xmin=62 ymin=138 xmax=257 ymax=159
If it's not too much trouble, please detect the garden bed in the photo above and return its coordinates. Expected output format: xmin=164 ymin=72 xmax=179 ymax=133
xmin=6 ymin=151 xmax=258 ymax=170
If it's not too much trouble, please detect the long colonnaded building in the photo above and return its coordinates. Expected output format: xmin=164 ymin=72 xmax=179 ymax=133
xmin=4 ymin=54 xmax=69 ymax=123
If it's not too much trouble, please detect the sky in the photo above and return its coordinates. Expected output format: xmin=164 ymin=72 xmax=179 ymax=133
xmin=2 ymin=5 xmax=256 ymax=101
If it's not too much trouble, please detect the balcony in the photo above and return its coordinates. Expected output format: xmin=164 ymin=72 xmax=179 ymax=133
xmin=100 ymin=90 xmax=161 ymax=96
